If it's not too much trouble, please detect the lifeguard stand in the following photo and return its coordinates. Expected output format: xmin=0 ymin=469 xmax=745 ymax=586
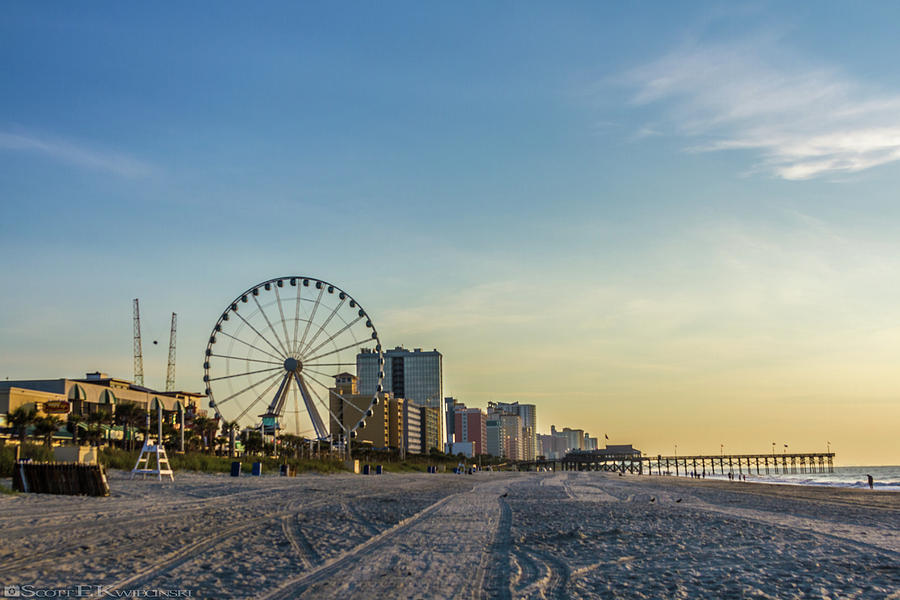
xmin=131 ymin=437 xmax=174 ymax=481
xmin=131 ymin=396 xmax=174 ymax=481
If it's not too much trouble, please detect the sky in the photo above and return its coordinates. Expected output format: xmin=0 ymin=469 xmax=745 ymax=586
xmin=2 ymin=1 xmax=899 ymax=465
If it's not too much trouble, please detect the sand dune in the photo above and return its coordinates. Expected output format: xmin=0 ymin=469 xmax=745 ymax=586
xmin=1 ymin=470 xmax=897 ymax=598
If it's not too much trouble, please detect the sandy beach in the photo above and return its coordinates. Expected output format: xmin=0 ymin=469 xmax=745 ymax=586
xmin=1 ymin=470 xmax=898 ymax=599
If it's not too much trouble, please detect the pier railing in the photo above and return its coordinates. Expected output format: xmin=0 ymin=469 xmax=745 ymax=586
xmin=528 ymin=451 xmax=835 ymax=476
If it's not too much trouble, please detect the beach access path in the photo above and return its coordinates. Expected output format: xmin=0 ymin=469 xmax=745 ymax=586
xmin=1 ymin=470 xmax=898 ymax=599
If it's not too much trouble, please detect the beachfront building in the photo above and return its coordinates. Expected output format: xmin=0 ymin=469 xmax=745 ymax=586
xmin=329 ymin=373 xmax=390 ymax=448
xmin=488 ymin=402 xmax=537 ymax=460
xmin=419 ymin=404 xmax=441 ymax=453
xmin=453 ymin=405 xmax=488 ymax=455
xmin=403 ymin=401 xmax=422 ymax=454
xmin=450 ymin=441 xmax=475 ymax=458
xmin=444 ymin=396 xmax=461 ymax=448
xmin=537 ymin=425 xmax=594 ymax=459
xmin=358 ymin=346 xmax=444 ymax=446
xmin=537 ymin=433 xmax=569 ymax=459
xmin=486 ymin=413 xmax=524 ymax=460
xmin=0 ymin=372 xmax=204 ymax=443
xmin=554 ymin=426 xmax=585 ymax=452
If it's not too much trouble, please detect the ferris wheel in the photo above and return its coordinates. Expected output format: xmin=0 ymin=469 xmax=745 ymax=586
xmin=203 ymin=277 xmax=383 ymax=441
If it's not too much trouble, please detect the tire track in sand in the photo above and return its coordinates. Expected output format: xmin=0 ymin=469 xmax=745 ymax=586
xmin=258 ymin=492 xmax=462 ymax=600
xmin=477 ymin=496 xmax=512 ymax=600
xmin=260 ymin=480 xmax=514 ymax=600
xmin=512 ymin=549 xmax=570 ymax=599
xmin=103 ymin=496 xmax=331 ymax=592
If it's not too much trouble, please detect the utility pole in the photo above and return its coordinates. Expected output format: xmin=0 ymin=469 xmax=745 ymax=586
xmin=133 ymin=299 xmax=144 ymax=386
xmin=166 ymin=313 xmax=177 ymax=392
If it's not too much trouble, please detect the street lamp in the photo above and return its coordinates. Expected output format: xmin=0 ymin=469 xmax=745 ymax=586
xmin=827 ymin=441 xmax=831 ymax=454
xmin=720 ymin=444 xmax=724 ymax=457
xmin=772 ymin=442 xmax=775 ymax=457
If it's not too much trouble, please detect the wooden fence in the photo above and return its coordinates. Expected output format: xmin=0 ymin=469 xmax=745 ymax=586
xmin=12 ymin=461 xmax=110 ymax=496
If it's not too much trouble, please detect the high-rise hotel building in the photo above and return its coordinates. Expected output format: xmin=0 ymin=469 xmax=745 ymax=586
xmin=358 ymin=346 xmax=443 ymax=450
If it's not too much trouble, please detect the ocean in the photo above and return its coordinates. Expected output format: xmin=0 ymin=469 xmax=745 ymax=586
xmin=702 ymin=465 xmax=900 ymax=491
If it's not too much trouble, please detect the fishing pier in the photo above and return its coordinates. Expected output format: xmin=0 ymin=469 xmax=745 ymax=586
xmin=556 ymin=451 xmax=835 ymax=476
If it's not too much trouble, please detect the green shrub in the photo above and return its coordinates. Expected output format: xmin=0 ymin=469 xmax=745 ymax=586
xmin=0 ymin=443 xmax=55 ymax=477
xmin=93 ymin=447 xmax=347 ymax=475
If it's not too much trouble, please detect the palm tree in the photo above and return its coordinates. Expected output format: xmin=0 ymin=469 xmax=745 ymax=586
xmin=33 ymin=415 xmax=62 ymax=448
xmin=242 ymin=429 xmax=264 ymax=455
xmin=67 ymin=413 xmax=85 ymax=446
xmin=191 ymin=416 xmax=220 ymax=453
xmin=225 ymin=422 xmax=239 ymax=457
xmin=86 ymin=409 xmax=112 ymax=447
xmin=9 ymin=405 xmax=37 ymax=443
xmin=114 ymin=402 xmax=147 ymax=451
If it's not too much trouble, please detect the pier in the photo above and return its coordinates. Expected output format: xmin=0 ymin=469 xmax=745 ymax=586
xmin=535 ymin=451 xmax=835 ymax=476
xmin=519 ymin=450 xmax=834 ymax=476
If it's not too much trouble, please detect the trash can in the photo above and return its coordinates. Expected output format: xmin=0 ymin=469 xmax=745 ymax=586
xmin=230 ymin=461 xmax=241 ymax=477
xmin=251 ymin=462 xmax=262 ymax=476
xmin=363 ymin=464 xmax=370 ymax=475
xmin=375 ymin=465 xmax=383 ymax=475
xmin=279 ymin=464 xmax=288 ymax=476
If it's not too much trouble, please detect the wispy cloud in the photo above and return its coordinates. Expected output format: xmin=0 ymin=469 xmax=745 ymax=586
xmin=0 ymin=131 xmax=154 ymax=177
xmin=625 ymin=36 xmax=900 ymax=180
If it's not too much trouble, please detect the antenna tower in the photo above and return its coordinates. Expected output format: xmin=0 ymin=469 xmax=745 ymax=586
xmin=166 ymin=312 xmax=177 ymax=392
xmin=133 ymin=299 xmax=144 ymax=386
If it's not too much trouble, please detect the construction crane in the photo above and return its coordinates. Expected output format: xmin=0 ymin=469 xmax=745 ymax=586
xmin=166 ymin=312 xmax=177 ymax=392
xmin=133 ymin=299 xmax=144 ymax=386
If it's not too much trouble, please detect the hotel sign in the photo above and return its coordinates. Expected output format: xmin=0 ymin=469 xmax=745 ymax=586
xmin=43 ymin=400 xmax=70 ymax=414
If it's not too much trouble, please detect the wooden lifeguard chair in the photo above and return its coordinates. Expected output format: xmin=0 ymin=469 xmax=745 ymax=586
xmin=131 ymin=437 xmax=174 ymax=481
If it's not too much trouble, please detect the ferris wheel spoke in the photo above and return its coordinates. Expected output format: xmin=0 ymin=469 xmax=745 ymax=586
xmin=294 ymin=373 xmax=328 ymax=439
xmin=303 ymin=371 xmax=370 ymax=417
xmin=290 ymin=379 xmax=301 ymax=435
xmin=217 ymin=330 xmax=284 ymax=362
xmin=302 ymin=361 xmax=358 ymax=368
xmin=292 ymin=283 xmax=303 ymax=357
xmin=215 ymin=370 xmax=284 ymax=408
xmin=208 ymin=353 xmax=283 ymax=366
xmin=299 ymin=296 xmax=347 ymax=356
xmin=299 ymin=374 xmax=348 ymax=434
xmin=207 ymin=365 xmax=283 ymax=383
xmin=303 ymin=367 xmax=342 ymax=380
xmin=296 ymin=286 xmax=325 ymax=356
xmin=303 ymin=314 xmax=364 ymax=359
xmin=252 ymin=295 xmax=290 ymax=357
xmin=234 ymin=373 xmax=288 ymax=423
xmin=233 ymin=309 xmax=287 ymax=359
xmin=274 ymin=286 xmax=293 ymax=358
xmin=304 ymin=338 xmax=368 ymax=364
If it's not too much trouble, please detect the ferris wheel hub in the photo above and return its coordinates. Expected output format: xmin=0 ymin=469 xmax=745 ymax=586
xmin=284 ymin=357 xmax=300 ymax=372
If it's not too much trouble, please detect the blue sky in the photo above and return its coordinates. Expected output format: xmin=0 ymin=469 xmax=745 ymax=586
xmin=3 ymin=2 xmax=900 ymax=463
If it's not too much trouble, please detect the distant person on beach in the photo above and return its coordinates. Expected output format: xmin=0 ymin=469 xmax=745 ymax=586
xmin=867 ymin=474 xmax=874 ymax=489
